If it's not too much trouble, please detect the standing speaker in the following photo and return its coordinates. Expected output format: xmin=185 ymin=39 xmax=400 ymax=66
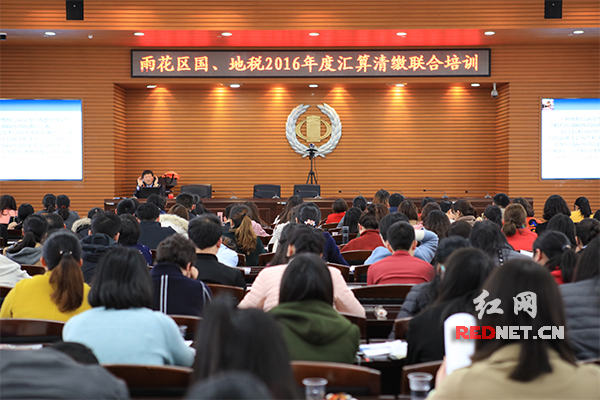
xmin=66 ymin=0 xmax=84 ymax=20
xmin=544 ymin=0 xmax=562 ymax=19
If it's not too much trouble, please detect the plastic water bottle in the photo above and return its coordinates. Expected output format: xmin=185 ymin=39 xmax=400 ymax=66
xmin=342 ymin=226 xmax=349 ymax=245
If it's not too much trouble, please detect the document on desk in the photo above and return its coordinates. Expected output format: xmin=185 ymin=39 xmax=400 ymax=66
xmin=359 ymin=340 xmax=407 ymax=358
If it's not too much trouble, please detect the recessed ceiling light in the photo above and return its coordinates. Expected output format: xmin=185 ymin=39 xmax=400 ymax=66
xmin=484 ymin=31 xmax=495 ymax=36
xmin=229 ymin=84 xmax=241 ymax=88
xmin=146 ymin=85 xmax=157 ymax=89
xmin=396 ymin=32 xmax=407 ymax=36
xmin=471 ymin=83 xmax=481 ymax=87
xmin=221 ymin=32 xmax=232 ymax=37
xmin=309 ymin=32 xmax=320 ymax=36
xmin=44 ymin=31 xmax=56 ymax=36
xmin=309 ymin=84 xmax=319 ymax=88
xmin=573 ymin=30 xmax=584 ymax=35
xmin=134 ymin=32 xmax=145 ymax=36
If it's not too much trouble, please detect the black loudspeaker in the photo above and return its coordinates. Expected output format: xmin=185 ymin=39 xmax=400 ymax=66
xmin=545 ymin=0 xmax=562 ymax=19
xmin=66 ymin=0 xmax=84 ymax=20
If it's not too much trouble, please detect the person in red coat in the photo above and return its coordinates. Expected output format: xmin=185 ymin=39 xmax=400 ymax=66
xmin=502 ymin=204 xmax=537 ymax=252
xmin=342 ymin=207 xmax=383 ymax=252
xmin=367 ymin=221 xmax=435 ymax=285
xmin=325 ymin=198 xmax=348 ymax=224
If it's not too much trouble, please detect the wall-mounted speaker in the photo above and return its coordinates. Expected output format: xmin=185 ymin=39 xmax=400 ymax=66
xmin=544 ymin=0 xmax=562 ymax=19
xmin=66 ymin=0 xmax=84 ymax=20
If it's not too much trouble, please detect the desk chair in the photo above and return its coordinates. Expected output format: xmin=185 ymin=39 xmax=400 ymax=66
xmin=206 ymin=283 xmax=245 ymax=304
xmin=102 ymin=364 xmax=192 ymax=398
xmin=0 ymin=318 xmax=64 ymax=344
xmin=291 ymin=361 xmax=381 ymax=396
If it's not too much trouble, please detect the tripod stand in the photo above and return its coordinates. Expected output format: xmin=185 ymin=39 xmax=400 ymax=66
xmin=305 ymin=146 xmax=318 ymax=184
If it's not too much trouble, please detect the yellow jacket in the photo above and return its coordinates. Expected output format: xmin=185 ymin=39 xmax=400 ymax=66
xmin=429 ymin=344 xmax=600 ymax=400
xmin=570 ymin=210 xmax=586 ymax=223
xmin=0 ymin=271 xmax=91 ymax=322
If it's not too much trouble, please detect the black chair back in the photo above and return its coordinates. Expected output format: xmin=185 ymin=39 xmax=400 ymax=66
xmin=181 ymin=184 xmax=212 ymax=199
xmin=293 ymin=184 xmax=320 ymax=198
xmin=253 ymin=184 xmax=281 ymax=198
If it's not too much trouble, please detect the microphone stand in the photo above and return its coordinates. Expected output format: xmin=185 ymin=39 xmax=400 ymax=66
xmin=305 ymin=146 xmax=318 ymax=185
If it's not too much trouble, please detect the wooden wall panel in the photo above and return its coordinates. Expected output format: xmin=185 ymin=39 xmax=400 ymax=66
xmin=0 ymin=44 xmax=598 ymax=218
xmin=125 ymin=84 xmax=497 ymax=202
xmin=2 ymin=1 xmax=598 ymax=30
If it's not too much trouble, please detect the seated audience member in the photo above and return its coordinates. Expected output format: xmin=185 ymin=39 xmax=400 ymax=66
xmin=447 ymin=219 xmax=472 ymax=238
xmin=595 ymin=209 xmax=600 ymax=221
xmin=502 ymin=203 xmax=537 ymax=251
xmin=336 ymin=195 xmax=368 ymax=228
xmin=325 ymin=198 xmax=348 ymax=224
xmin=71 ymin=218 xmax=91 ymax=239
xmin=186 ymin=371 xmax=274 ymax=400
xmin=429 ymin=259 xmax=600 ymax=400
xmin=270 ymin=253 xmax=360 ymax=363
xmin=222 ymin=204 xmax=266 ymax=266
xmin=365 ymin=213 xmax=439 ymax=265
xmin=571 ymin=196 xmax=592 ymax=223
xmin=192 ymin=298 xmax=299 ymax=400
xmin=81 ymin=211 xmax=121 ymax=283
xmin=547 ymin=213 xmax=577 ymax=247
xmin=55 ymin=195 xmax=80 ymax=230
xmin=406 ymin=248 xmax=494 ymax=365
xmin=244 ymin=200 xmax=270 ymax=237
xmin=419 ymin=202 xmax=441 ymax=226
xmin=424 ymin=210 xmax=450 ymax=240
xmin=35 ymin=193 xmax=57 ymax=215
xmin=268 ymin=223 xmax=299 ymax=266
xmin=440 ymin=200 xmax=453 ymax=220
xmin=369 ymin=203 xmax=389 ymax=222
xmin=193 ymin=195 xmax=211 ymax=216
xmin=450 ymin=199 xmax=477 ymax=226
xmin=492 ymin=192 xmax=510 ymax=217
xmin=176 ymin=193 xmax=197 ymax=219
xmin=0 ymin=347 xmax=129 ymax=399
xmin=168 ymin=204 xmax=189 ymax=220
xmin=0 ymin=254 xmax=31 ymax=287
xmin=159 ymin=209 xmax=189 ymax=236
xmin=341 ymin=207 xmax=383 ymax=252
xmin=4 ymin=214 xmax=48 ymax=266
xmin=533 ymin=230 xmax=577 ymax=285
xmin=469 ymin=220 xmax=527 ymax=266
xmin=340 ymin=206 xmax=362 ymax=234
xmin=421 ymin=196 xmax=437 ymax=210
xmin=239 ymin=225 xmax=364 ymax=316
xmin=575 ymin=218 xmax=600 ymax=254
xmin=273 ymin=195 xmax=304 ymax=226
xmin=296 ymin=202 xmax=348 ymax=266
xmin=189 ymin=214 xmax=246 ymax=289
xmin=146 ymin=193 xmax=167 ymax=214
xmin=45 ymin=213 xmax=66 ymax=230
xmin=399 ymin=200 xmax=419 ymax=225
xmin=87 ymin=206 xmax=103 ymax=220
xmin=537 ymin=194 xmax=571 ymax=235
xmin=513 ymin=196 xmax=539 ymax=231
xmin=1 ymin=230 xmax=91 ymax=321
xmin=394 ymin=236 xmax=470 ymax=320
xmin=560 ymin=237 xmax=600 ymax=360
xmin=63 ymin=247 xmax=195 ymax=366
xmin=133 ymin=169 xmax=165 ymax=197
xmin=372 ymin=189 xmax=390 ymax=207
xmin=0 ymin=194 xmax=17 ymax=224
xmin=367 ymin=222 xmax=436 ymax=285
xmin=115 ymin=198 xmax=137 ymax=216
xmin=118 ymin=214 xmax=152 ymax=265
xmin=481 ymin=204 xmax=503 ymax=229
xmin=151 ymin=234 xmax=212 ymax=316
xmin=136 ymin=203 xmax=176 ymax=250
xmin=7 ymin=203 xmax=35 ymax=230
xmin=388 ymin=192 xmax=405 ymax=213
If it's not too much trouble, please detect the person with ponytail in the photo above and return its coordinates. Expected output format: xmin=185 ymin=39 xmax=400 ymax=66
xmin=533 ymin=230 xmax=577 ymax=285
xmin=35 ymin=193 xmax=57 ymax=215
xmin=222 ymin=204 xmax=265 ymax=266
xmin=571 ymin=196 xmax=592 ymax=223
xmin=4 ymin=214 xmax=48 ymax=266
xmin=1 ymin=230 xmax=91 ymax=321
xmin=55 ymin=195 xmax=80 ymax=230
xmin=502 ymin=203 xmax=537 ymax=251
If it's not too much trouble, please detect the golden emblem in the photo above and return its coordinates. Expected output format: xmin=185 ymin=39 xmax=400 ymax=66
xmin=295 ymin=115 xmax=332 ymax=143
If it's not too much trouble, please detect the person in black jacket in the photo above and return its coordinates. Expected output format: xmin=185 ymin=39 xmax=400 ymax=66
xmin=135 ymin=203 xmax=176 ymax=250
xmin=189 ymin=214 xmax=246 ymax=290
xmin=80 ymin=211 xmax=121 ymax=284
xmin=151 ymin=234 xmax=212 ymax=316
